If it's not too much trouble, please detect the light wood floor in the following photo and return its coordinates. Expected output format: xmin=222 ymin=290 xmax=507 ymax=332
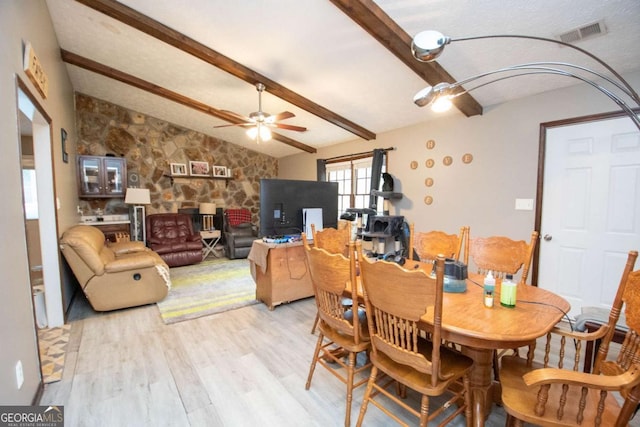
xmin=39 ymin=286 xmax=520 ymax=426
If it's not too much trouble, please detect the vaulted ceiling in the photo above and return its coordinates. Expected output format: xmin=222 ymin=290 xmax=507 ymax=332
xmin=46 ymin=0 xmax=640 ymax=158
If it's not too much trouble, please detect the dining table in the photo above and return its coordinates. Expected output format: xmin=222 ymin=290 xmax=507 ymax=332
xmin=350 ymin=261 xmax=570 ymax=427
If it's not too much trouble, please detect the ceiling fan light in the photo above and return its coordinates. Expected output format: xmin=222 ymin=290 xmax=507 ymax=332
xmin=259 ymin=125 xmax=272 ymax=141
xmin=411 ymin=30 xmax=451 ymax=62
xmin=247 ymin=125 xmax=272 ymax=142
xmin=246 ymin=126 xmax=258 ymax=139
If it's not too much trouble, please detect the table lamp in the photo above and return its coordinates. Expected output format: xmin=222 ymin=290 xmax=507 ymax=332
xmin=125 ymin=188 xmax=151 ymax=242
xmin=199 ymin=202 xmax=217 ymax=231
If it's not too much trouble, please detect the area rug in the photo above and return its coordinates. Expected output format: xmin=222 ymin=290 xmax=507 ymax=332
xmin=157 ymin=257 xmax=257 ymax=325
xmin=38 ymin=324 xmax=71 ymax=383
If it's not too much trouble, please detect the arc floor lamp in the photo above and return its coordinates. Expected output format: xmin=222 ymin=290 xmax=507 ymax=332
xmin=410 ymin=30 xmax=640 ymax=130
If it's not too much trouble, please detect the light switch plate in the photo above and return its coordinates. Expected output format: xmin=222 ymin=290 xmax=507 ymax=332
xmin=515 ymin=198 xmax=534 ymax=211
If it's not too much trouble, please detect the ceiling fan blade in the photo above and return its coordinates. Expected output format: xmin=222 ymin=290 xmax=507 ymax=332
xmin=220 ymin=109 xmax=253 ymax=122
xmin=273 ymin=123 xmax=307 ymax=132
xmin=269 ymin=111 xmax=295 ymax=122
xmin=213 ymin=122 xmax=256 ymax=129
xmin=213 ymin=123 xmax=243 ymax=128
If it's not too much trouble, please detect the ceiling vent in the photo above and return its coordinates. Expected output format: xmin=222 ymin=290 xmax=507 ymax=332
xmin=557 ymin=20 xmax=607 ymax=44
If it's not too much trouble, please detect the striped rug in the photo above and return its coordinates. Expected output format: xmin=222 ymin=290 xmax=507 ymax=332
xmin=157 ymin=257 xmax=257 ymax=324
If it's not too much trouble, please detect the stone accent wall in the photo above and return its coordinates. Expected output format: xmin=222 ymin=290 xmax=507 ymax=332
xmin=75 ymin=93 xmax=277 ymax=224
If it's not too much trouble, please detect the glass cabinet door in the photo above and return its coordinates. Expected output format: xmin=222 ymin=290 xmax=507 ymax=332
xmin=77 ymin=155 xmax=127 ymax=198
xmin=79 ymin=156 xmax=101 ymax=195
xmin=104 ymin=158 xmax=125 ymax=196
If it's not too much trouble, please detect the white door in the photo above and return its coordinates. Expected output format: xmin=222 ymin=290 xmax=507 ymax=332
xmin=539 ymin=116 xmax=640 ymax=318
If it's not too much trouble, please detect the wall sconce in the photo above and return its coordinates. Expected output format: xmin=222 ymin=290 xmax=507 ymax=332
xmin=124 ymin=188 xmax=151 ymax=242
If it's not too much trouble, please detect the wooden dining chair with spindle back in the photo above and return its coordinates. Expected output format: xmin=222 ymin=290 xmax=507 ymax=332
xmin=468 ymin=230 xmax=539 ymax=379
xmin=311 ymin=223 xmax=351 ymax=257
xmin=357 ymin=250 xmax=474 ymax=427
xmin=309 ymin=223 xmax=353 ymax=334
xmin=468 ymin=231 xmax=538 ymax=284
xmin=500 ymin=250 xmax=640 ymax=426
xmin=410 ymin=226 xmax=470 ymax=263
xmin=302 ymin=234 xmax=370 ymax=427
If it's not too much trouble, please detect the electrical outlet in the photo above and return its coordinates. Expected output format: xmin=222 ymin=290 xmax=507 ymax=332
xmin=15 ymin=360 xmax=24 ymax=389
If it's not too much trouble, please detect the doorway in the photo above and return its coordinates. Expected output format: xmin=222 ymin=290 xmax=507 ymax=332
xmin=535 ymin=112 xmax=640 ymax=318
xmin=17 ymin=82 xmax=64 ymax=328
xmin=19 ymin=110 xmax=47 ymax=328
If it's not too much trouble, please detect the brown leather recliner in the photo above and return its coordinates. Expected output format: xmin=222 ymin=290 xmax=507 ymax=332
xmin=60 ymin=225 xmax=170 ymax=311
xmin=146 ymin=213 xmax=203 ymax=267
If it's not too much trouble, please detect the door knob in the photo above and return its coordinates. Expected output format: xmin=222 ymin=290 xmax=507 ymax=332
xmin=543 ymin=234 xmax=553 ymax=241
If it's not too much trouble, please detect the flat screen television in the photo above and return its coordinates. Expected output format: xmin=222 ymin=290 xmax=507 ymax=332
xmin=259 ymin=179 xmax=339 ymax=237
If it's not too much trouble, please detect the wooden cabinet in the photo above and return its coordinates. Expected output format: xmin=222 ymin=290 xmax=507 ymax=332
xmin=249 ymin=240 xmax=314 ymax=310
xmin=77 ymin=155 xmax=127 ymax=198
xmin=88 ymin=222 xmax=131 ymax=242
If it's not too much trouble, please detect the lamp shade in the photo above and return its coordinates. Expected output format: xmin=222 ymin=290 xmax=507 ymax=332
xmin=199 ymin=202 xmax=217 ymax=215
xmin=411 ymin=30 xmax=450 ymax=62
xmin=124 ymin=188 xmax=151 ymax=205
xmin=246 ymin=124 xmax=272 ymax=142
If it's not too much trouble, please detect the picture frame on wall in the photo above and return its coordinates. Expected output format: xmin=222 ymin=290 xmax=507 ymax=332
xmin=170 ymin=163 xmax=187 ymax=176
xmin=212 ymin=165 xmax=227 ymax=178
xmin=189 ymin=161 xmax=210 ymax=177
xmin=61 ymin=128 xmax=68 ymax=163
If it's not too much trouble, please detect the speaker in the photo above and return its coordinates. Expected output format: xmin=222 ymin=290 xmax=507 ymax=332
xmin=128 ymin=172 xmax=139 ymax=187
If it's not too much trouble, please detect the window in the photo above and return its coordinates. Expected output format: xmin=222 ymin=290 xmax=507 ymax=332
xmin=326 ymin=157 xmax=385 ymax=215
xmin=22 ymin=168 xmax=39 ymax=220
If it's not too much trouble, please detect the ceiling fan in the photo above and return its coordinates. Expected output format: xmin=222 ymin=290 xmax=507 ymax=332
xmin=214 ymin=83 xmax=307 ymax=142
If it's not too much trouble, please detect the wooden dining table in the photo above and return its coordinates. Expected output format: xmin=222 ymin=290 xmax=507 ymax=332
xmin=351 ymin=263 xmax=570 ymax=427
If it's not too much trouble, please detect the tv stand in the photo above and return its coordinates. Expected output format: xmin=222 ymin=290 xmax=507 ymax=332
xmin=248 ymin=240 xmax=313 ymax=310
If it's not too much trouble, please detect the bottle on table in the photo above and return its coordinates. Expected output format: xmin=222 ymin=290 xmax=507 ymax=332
xmin=483 ymin=271 xmax=495 ymax=308
xmin=500 ymin=274 xmax=517 ymax=308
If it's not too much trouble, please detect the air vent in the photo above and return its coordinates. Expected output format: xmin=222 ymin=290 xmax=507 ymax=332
xmin=558 ymin=20 xmax=607 ymax=44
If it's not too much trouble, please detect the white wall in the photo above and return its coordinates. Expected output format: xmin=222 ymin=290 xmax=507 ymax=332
xmin=279 ymin=70 xmax=640 ymax=242
xmin=0 ymin=0 xmax=77 ymax=404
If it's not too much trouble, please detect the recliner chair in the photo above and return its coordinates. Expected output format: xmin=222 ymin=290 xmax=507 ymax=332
xmin=146 ymin=213 xmax=203 ymax=267
xmin=60 ymin=225 xmax=170 ymax=311
xmin=223 ymin=208 xmax=257 ymax=259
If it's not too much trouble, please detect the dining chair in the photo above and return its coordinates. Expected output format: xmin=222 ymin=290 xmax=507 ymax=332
xmin=411 ymin=226 xmax=470 ymax=263
xmin=357 ymin=251 xmax=473 ymax=427
xmin=311 ymin=223 xmax=351 ymax=257
xmin=309 ymin=224 xmax=353 ymax=334
xmin=468 ymin=230 xmax=538 ymax=284
xmin=500 ymin=250 xmax=640 ymax=426
xmin=302 ymin=234 xmax=371 ymax=427
xmin=469 ymin=231 xmax=539 ymax=377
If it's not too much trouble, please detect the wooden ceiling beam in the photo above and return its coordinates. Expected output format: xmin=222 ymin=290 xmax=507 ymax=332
xmin=329 ymin=0 xmax=483 ymax=117
xmin=61 ymin=50 xmax=317 ymax=153
xmin=74 ymin=0 xmax=376 ymax=141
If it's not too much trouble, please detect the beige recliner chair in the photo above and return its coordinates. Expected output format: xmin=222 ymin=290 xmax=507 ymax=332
xmin=60 ymin=225 xmax=171 ymax=311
